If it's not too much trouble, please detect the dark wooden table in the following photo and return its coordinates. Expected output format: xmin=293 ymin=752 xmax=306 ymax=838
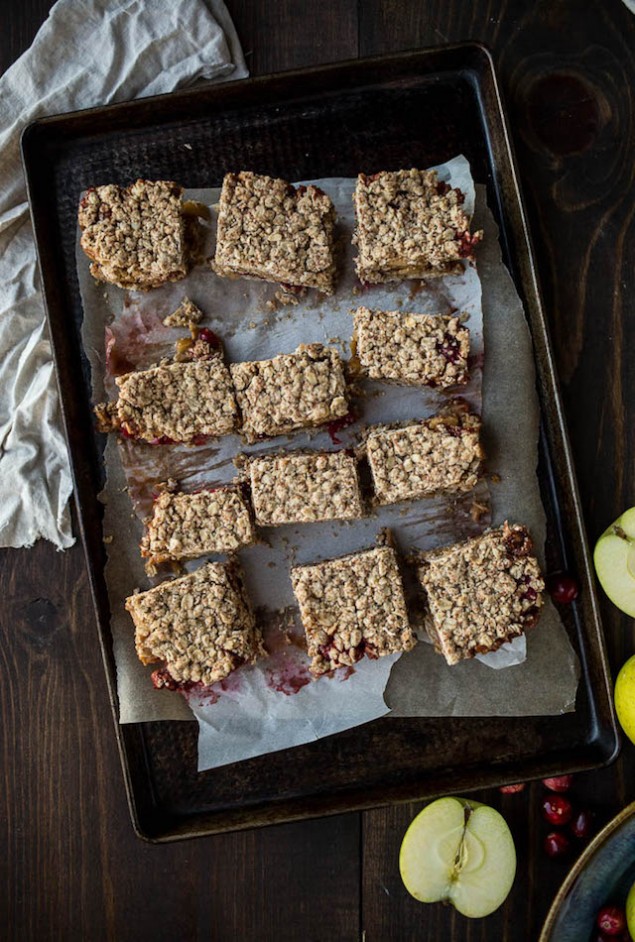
xmin=3 ymin=2 xmax=634 ymax=939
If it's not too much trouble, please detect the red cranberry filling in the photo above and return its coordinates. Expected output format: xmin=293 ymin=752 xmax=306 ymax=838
xmin=151 ymin=668 xmax=201 ymax=692
xmin=149 ymin=435 xmax=176 ymax=445
xmin=197 ymin=328 xmax=221 ymax=349
xmin=457 ymin=230 xmax=480 ymax=258
xmin=435 ymin=333 xmax=463 ymax=364
xmin=326 ymin=411 xmax=358 ymax=445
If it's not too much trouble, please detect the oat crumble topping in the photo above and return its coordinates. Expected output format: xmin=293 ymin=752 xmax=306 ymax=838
xmin=78 ymin=180 xmax=192 ymax=290
xmin=245 ymin=450 xmax=363 ymax=526
xmin=230 ymin=343 xmax=349 ymax=443
xmin=353 ymin=169 xmax=483 ymax=283
xmin=365 ymin=401 xmax=483 ymax=505
xmin=163 ymin=297 xmax=204 ymax=328
xmin=126 ymin=561 xmax=264 ymax=686
xmin=291 ymin=545 xmax=416 ymax=675
xmin=212 ymin=171 xmax=337 ymax=294
xmin=96 ymin=357 xmax=238 ymax=443
xmin=141 ymin=485 xmax=255 ymax=572
xmin=352 ymin=307 xmax=470 ymax=388
xmin=416 ymin=522 xmax=545 ymax=665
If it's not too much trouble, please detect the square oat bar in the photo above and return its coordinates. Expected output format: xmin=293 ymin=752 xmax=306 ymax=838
xmin=291 ymin=545 xmax=416 ymax=675
xmin=365 ymin=402 xmax=483 ymax=505
xmin=78 ymin=180 xmax=194 ymax=290
xmin=415 ymin=522 xmax=545 ymax=666
xmin=95 ymin=357 xmax=238 ymax=444
xmin=353 ymin=169 xmax=483 ymax=283
xmin=212 ymin=172 xmax=337 ymax=294
xmin=141 ymin=484 xmax=255 ymax=572
xmin=244 ymin=450 xmax=363 ymax=526
xmin=352 ymin=307 xmax=470 ymax=388
xmin=230 ymin=343 xmax=349 ymax=444
xmin=126 ymin=561 xmax=264 ymax=687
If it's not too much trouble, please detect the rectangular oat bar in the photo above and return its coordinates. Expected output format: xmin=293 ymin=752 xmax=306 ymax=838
xmin=352 ymin=306 xmax=470 ymax=388
xmin=212 ymin=171 xmax=337 ymax=294
xmin=230 ymin=343 xmax=349 ymax=444
xmin=126 ymin=561 xmax=264 ymax=687
xmin=353 ymin=168 xmax=482 ymax=284
xmin=365 ymin=402 xmax=483 ymax=505
xmin=244 ymin=450 xmax=363 ymax=526
xmin=415 ymin=522 xmax=545 ymax=666
xmin=291 ymin=544 xmax=416 ymax=676
xmin=78 ymin=179 xmax=199 ymax=291
xmin=95 ymin=357 xmax=238 ymax=444
xmin=141 ymin=484 xmax=255 ymax=572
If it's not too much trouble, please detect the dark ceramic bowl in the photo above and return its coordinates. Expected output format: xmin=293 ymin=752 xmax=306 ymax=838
xmin=540 ymin=801 xmax=635 ymax=941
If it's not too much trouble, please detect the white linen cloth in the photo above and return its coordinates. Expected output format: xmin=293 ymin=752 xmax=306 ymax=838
xmin=0 ymin=0 xmax=247 ymax=549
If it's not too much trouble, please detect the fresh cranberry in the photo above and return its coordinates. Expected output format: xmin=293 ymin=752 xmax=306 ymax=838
xmin=543 ymin=831 xmax=570 ymax=859
xmin=542 ymin=775 xmax=574 ymax=792
xmin=597 ymin=906 xmax=627 ymax=935
xmin=541 ymin=794 xmax=573 ymax=826
xmin=499 ymin=783 xmax=526 ymax=794
xmin=547 ymin=572 xmax=580 ymax=604
xmin=570 ymin=809 xmax=594 ymax=839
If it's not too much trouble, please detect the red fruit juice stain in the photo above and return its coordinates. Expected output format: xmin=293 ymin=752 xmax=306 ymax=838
xmin=326 ymin=411 xmax=358 ymax=445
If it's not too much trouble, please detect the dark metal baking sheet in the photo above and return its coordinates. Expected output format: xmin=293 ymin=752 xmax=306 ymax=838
xmin=21 ymin=44 xmax=618 ymax=842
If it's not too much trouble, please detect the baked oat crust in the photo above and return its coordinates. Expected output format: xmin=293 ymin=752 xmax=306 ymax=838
xmin=163 ymin=297 xmax=204 ymax=328
xmin=96 ymin=356 xmax=238 ymax=443
xmin=212 ymin=171 xmax=337 ymax=294
xmin=353 ymin=169 xmax=483 ymax=283
xmin=416 ymin=522 xmax=545 ymax=665
xmin=244 ymin=450 xmax=363 ymax=526
xmin=365 ymin=401 xmax=483 ymax=505
xmin=141 ymin=485 xmax=255 ymax=571
xmin=291 ymin=545 xmax=416 ymax=675
xmin=352 ymin=306 xmax=470 ymax=388
xmin=126 ymin=561 xmax=264 ymax=687
xmin=230 ymin=343 xmax=349 ymax=443
xmin=78 ymin=179 xmax=192 ymax=290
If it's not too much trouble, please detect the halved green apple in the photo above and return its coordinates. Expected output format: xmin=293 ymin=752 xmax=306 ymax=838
xmin=399 ymin=797 xmax=516 ymax=918
xmin=593 ymin=508 xmax=635 ymax=616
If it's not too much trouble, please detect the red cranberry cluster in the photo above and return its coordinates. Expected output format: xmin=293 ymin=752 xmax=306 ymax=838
xmin=594 ymin=904 xmax=631 ymax=941
xmin=499 ymin=775 xmax=595 ymax=858
xmin=539 ymin=775 xmax=595 ymax=859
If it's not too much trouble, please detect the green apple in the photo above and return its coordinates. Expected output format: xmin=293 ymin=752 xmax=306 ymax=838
xmin=614 ymin=655 xmax=635 ymax=744
xmin=593 ymin=507 xmax=635 ymax=616
xmin=399 ymin=797 xmax=516 ymax=918
xmin=626 ymin=877 xmax=635 ymax=938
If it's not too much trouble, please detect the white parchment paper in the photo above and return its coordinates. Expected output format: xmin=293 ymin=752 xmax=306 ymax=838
xmin=78 ymin=156 xmax=579 ymax=771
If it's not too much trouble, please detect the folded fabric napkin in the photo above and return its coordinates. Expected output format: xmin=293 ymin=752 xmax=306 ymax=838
xmin=0 ymin=0 xmax=247 ymax=549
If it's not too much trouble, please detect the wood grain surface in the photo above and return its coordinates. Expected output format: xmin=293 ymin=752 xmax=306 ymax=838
xmin=2 ymin=1 xmax=634 ymax=939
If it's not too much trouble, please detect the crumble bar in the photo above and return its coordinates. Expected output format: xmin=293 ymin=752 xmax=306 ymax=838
xmin=126 ymin=561 xmax=264 ymax=687
xmin=365 ymin=401 xmax=483 ymax=505
xmin=230 ymin=343 xmax=349 ymax=444
xmin=163 ymin=297 xmax=204 ymax=328
xmin=243 ymin=450 xmax=363 ymax=526
xmin=415 ymin=522 xmax=545 ymax=666
xmin=95 ymin=356 xmax=238 ymax=443
xmin=141 ymin=484 xmax=255 ymax=572
xmin=291 ymin=545 xmax=416 ymax=675
xmin=78 ymin=179 xmax=196 ymax=290
xmin=352 ymin=306 xmax=470 ymax=388
xmin=353 ymin=168 xmax=483 ymax=283
xmin=212 ymin=171 xmax=337 ymax=294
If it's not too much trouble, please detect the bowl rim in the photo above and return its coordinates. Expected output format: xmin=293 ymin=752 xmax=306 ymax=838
xmin=539 ymin=799 xmax=635 ymax=941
